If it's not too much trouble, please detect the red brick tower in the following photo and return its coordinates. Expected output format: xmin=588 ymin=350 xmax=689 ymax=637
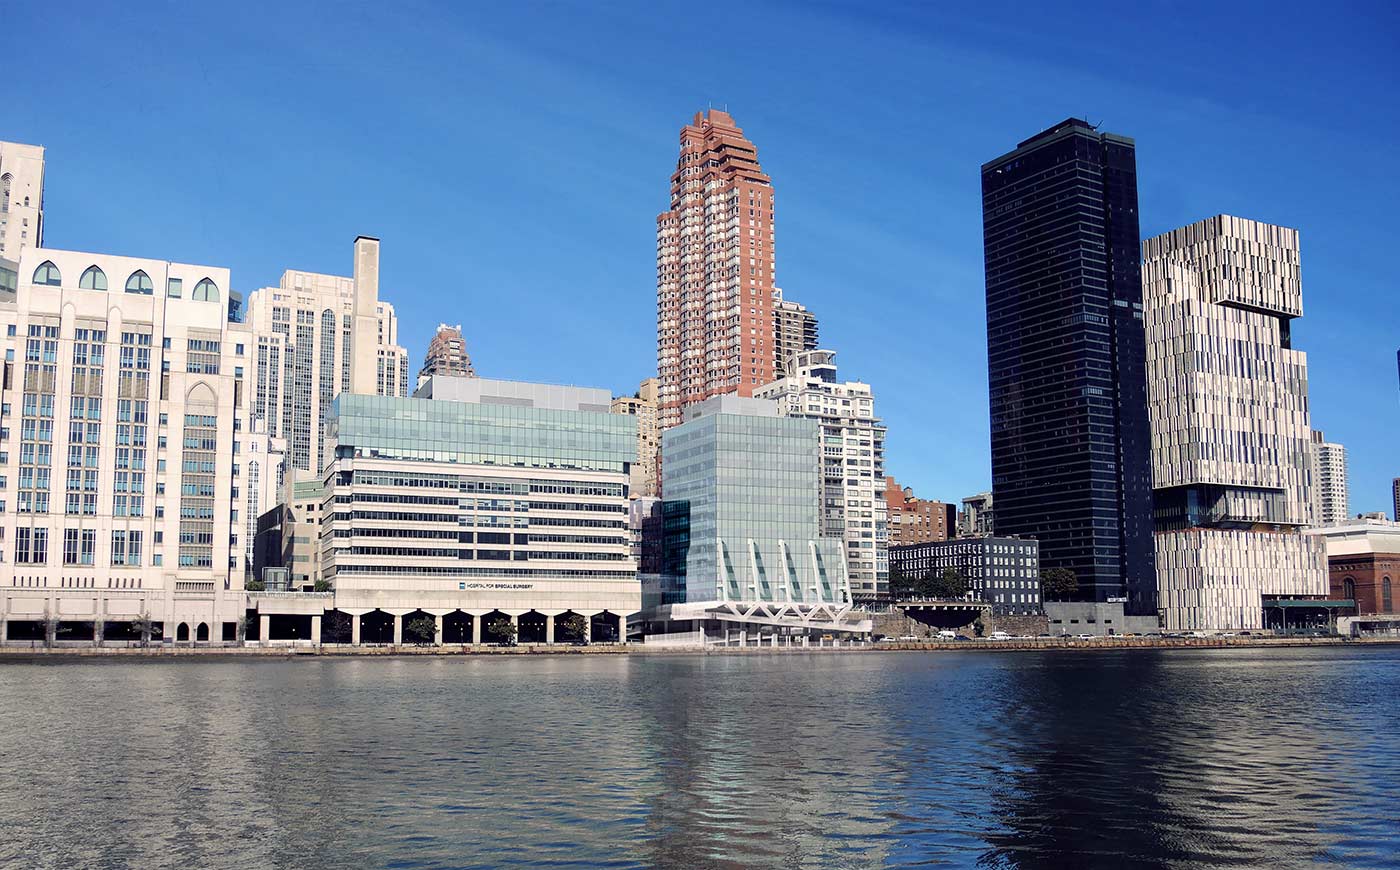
xmin=657 ymin=110 xmax=775 ymax=430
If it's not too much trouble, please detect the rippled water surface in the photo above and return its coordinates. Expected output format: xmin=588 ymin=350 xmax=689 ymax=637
xmin=2 ymin=647 xmax=1398 ymax=869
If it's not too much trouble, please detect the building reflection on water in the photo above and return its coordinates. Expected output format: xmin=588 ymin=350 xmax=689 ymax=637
xmin=0 ymin=649 xmax=1396 ymax=869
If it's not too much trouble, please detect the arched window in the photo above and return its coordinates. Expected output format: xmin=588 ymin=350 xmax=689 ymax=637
xmin=192 ymin=277 xmax=219 ymax=302
xmin=1385 ymin=577 xmax=1393 ymax=613
xmin=124 ymin=270 xmax=154 ymax=295
xmin=32 ymin=260 xmax=61 ymax=286
xmin=79 ymin=265 xmax=108 ymax=291
xmin=1343 ymin=577 xmax=1355 ymax=604
xmin=1 ymin=173 xmax=11 ymax=214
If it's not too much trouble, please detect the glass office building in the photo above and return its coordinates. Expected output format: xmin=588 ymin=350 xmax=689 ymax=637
xmin=328 ymin=391 xmax=636 ymax=474
xmin=981 ymin=117 xmax=1156 ymax=614
xmin=255 ymin=378 xmax=643 ymax=647
xmin=661 ymin=396 xmax=848 ymax=606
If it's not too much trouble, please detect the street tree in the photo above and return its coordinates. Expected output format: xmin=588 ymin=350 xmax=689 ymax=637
xmin=1041 ymin=567 xmax=1079 ymax=601
xmin=404 ymin=615 xmax=437 ymax=645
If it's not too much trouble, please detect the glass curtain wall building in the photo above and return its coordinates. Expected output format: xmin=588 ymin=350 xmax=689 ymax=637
xmin=646 ymin=396 xmax=867 ymax=642
xmin=981 ymin=117 xmax=1156 ymax=613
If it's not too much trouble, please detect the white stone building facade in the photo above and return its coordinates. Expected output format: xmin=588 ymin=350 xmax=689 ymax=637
xmin=1143 ymin=215 xmax=1327 ymax=631
xmin=0 ymin=247 xmax=251 ymax=643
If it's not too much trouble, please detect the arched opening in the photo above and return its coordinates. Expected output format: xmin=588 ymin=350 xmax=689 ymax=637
xmin=176 ymin=623 xmax=190 ymax=642
xmin=590 ymin=611 xmax=620 ymax=643
xmin=322 ymin=610 xmax=353 ymax=644
xmin=403 ymin=609 xmax=436 ymax=644
xmin=443 ymin=610 xmax=473 ymax=644
xmin=124 ymin=270 xmax=154 ymax=295
xmin=1384 ymin=577 xmax=1394 ymax=613
xmin=193 ymin=277 xmax=220 ymax=302
xmin=79 ymin=265 xmax=108 ymax=291
xmin=195 ymin=622 xmax=209 ymax=642
xmin=481 ymin=610 xmax=515 ymax=645
xmin=518 ymin=610 xmax=547 ymax=644
xmin=1343 ymin=577 xmax=1356 ymax=605
xmin=32 ymin=260 xmax=61 ymax=286
xmin=359 ymin=609 xmax=394 ymax=644
xmin=555 ymin=610 xmax=588 ymax=643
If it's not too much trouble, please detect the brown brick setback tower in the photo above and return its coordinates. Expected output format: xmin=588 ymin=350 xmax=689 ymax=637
xmin=657 ymin=110 xmax=775 ymax=430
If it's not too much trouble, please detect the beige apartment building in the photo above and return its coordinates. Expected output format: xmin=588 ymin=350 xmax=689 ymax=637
xmin=0 ymin=141 xmax=45 ymax=262
xmin=611 ymin=377 xmax=659 ymax=498
xmin=243 ymin=239 xmax=410 ymax=477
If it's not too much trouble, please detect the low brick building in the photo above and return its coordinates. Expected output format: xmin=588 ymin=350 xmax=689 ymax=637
xmin=884 ymin=476 xmax=956 ymax=545
xmin=1308 ymin=519 xmax=1400 ymax=615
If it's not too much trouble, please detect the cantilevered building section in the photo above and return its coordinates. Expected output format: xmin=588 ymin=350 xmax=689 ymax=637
xmin=418 ymin=323 xmax=475 ymax=387
xmin=656 ymin=110 xmax=776 ymax=430
xmin=1143 ymin=215 xmax=1327 ymax=631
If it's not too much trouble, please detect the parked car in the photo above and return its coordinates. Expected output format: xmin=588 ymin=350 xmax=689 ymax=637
xmin=936 ymin=630 xmax=958 ymax=641
xmin=989 ymin=631 xmax=1012 ymax=641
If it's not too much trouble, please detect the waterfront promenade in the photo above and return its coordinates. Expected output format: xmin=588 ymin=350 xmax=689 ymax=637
xmin=3 ymin=634 xmax=1396 ymax=658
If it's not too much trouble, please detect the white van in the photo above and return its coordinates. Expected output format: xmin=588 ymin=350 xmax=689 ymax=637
xmin=937 ymin=630 xmax=957 ymax=641
xmin=989 ymin=631 xmax=1012 ymax=641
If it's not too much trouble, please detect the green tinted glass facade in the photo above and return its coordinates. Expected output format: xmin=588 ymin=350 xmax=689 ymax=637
xmin=662 ymin=412 xmax=847 ymax=604
xmin=332 ymin=394 xmax=636 ymax=473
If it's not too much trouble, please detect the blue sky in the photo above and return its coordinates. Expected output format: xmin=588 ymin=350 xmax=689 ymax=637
xmin=7 ymin=0 xmax=1399 ymax=511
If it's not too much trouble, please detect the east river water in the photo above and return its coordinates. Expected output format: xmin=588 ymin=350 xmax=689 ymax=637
xmin=1 ymin=647 xmax=1397 ymax=869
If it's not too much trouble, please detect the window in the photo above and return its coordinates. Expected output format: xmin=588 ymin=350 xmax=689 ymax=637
xmin=79 ymin=266 xmax=108 ymax=291
xmin=125 ymin=270 xmax=154 ymax=295
xmin=167 ymin=277 xmax=183 ymax=298
xmin=1385 ymin=577 xmax=1394 ymax=614
xmin=192 ymin=278 xmax=219 ymax=302
xmin=32 ymin=261 xmax=61 ymax=286
xmin=1343 ymin=577 xmax=1356 ymax=604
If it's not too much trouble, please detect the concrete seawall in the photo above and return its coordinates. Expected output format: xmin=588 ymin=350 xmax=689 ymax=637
xmin=3 ymin=636 xmax=1398 ymax=659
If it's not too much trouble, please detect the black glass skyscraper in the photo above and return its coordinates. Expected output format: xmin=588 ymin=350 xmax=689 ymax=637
xmin=981 ymin=118 xmax=1155 ymax=613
